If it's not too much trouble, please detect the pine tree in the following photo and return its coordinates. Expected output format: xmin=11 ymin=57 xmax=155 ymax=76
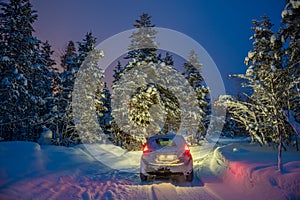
xmin=30 ymin=39 xmax=56 ymax=130
xmin=125 ymin=13 xmax=158 ymax=64
xmin=111 ymin=60 xmax=199 ymax=150
xmin=52 ymin=33 xmax=98 ymax=145
xmin=112 ymin=61 xmax=124 ymax=86
xmin=60 ymin=41 xmax=77 ymax=72
xmin=77 ymin=32 xmax=97 ymax=65
xmin=112 ymin=13 xmax=160 ymax=149
xmin=281 ymin=1 xmax=300 ymax=125
xmin=0 ymin=0 xmax=53 ymax=141
xmin=156 ymin=84 xmax=181 ymax=134
xmin=40 ymin=41 xmax=59 ymax=131
xmin=111 ymin=13 xmax=201 ymax=150
xmin=182 ymin=50 xmax=209 ymax=143
xmin=52 ymin=40 xmax=79 ymax=145
xmin=53 ymin=69 xmax=78 ymax=145
xmin=73 ymin=49 xmax=105 ymax=143
xmin=95 ymin=81 xmax=112 ymax=135
xmin=163 ymin=52 xmax=174 ymax=66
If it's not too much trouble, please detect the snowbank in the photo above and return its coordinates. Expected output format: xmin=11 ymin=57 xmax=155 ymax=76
xmin=0 ymin=141 xmax=47 ymax=186
xmin=202 ymin=143 xmax=300 ymax=200
xmin=0 ymin=141 xmax=136 ymax=200
xmin=82 ymin=143 xmax=142 ymax=173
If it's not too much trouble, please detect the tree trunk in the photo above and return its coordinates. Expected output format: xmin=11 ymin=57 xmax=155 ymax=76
xmin=278 ymin=133 xmax=283 ymax=173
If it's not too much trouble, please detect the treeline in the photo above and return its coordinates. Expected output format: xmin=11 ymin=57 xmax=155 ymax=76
xmin=0 ymin=0 xmax=110 ymax=145
xmin=0 ymin=1 xmax=210 ymax=149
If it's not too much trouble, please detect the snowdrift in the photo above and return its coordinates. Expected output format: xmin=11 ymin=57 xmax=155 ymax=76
xmin=200 ymin=143 xmax=300 ymax=200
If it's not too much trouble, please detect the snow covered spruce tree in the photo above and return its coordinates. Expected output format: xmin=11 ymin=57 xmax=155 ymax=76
xmin=95 ymin=82 xmax=112 ymax=135
xmin=51 ymin=41 xmax=80 ymax=145
xmin=73 ymin=49 xmax=106 ymax=143
xmin=53 ymin=32 xmax=106 ymax=145
xmin=111 ymin=13 xmax=165 ymax=150
xmin=111 ymin=13 xmax=200 ymax=150
xmin=110 ymin=61 xmax=125 ymax=145
xmin=60 ymin=41 xmax=77 ymax=72
xmin=182 ymin=49 xmax=210 ymax=144
xmin=218 ymin=12 xmax=299 ymax=172
xmin=31 ymin=39 xmax=57 ymax=135
xmin=125 ymin=13 xmax=158 ymax=64
xmin=281 ymin=1 xmax=300 ymax=128
xmin=111 ymin=13 xmax=157 ymax=149
xmin=72 ymin=32 xmax=107 ymax=144
xmin=41 ymin=40 xmax=57 ymax=72
xmin=77 ymin=32 xmax=97 ymax=65
xmin=112 ymin=61 xmax=124 ymax=84
xmin=0 ymin=0 xmax=54 ymax=141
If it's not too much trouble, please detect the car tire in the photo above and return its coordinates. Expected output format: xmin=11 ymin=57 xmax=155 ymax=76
xmin=185 ymin=170 xmax=193 ymax=182
xmin=140 ymin=173 xmax=148 ymax=182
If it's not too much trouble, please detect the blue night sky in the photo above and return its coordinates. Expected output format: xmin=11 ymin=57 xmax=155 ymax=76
xmin=31 ymin=0 xmax=285 ymax=95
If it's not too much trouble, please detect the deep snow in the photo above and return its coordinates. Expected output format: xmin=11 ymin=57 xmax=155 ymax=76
xmin=0 ymin=138 xmax=299 ymax=200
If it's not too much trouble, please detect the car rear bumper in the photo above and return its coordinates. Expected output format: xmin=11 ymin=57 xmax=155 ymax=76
xmin=140 ymin=158 xmax=193 ymax=176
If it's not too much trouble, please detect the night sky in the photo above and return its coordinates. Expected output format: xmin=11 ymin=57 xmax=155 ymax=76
xmin=30 ymin=0 xmax=285 ymax=95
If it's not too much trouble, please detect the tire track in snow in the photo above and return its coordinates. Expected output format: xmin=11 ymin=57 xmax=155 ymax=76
xmin=125 ymin=182 xmax=219 ymax=200
xmin=176 ymin=186 xmax=219 ymax=200
xmin=150 ymin=183 xmax=178 ymax=200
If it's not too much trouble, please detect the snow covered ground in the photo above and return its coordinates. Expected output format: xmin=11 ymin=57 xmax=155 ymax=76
xmin=199 ymin=141 xmax=300 ymax=200
xmin=0 ymin=139 xmax=299 ymax=200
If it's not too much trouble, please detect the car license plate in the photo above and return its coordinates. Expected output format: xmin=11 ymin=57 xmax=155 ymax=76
xmin=158 ymin=154 xmax=176 ymax=161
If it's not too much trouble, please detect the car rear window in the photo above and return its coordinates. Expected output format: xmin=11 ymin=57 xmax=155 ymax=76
xmin=155 ymin=138 xmax=176 ymax=147
xmin=148 ymin=136 xmax=181 ymax=150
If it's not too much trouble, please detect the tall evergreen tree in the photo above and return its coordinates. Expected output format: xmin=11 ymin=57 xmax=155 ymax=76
xmin=112 ymin=61 xmax=124 ymax=86
xmin=52 ymin=40 xmax=79 ymax=144
xmin=182 ymin=50 xmax=210 ymax=143
xmin=77 ymin=32 xmax=97 ymax=65
xmin=95 ymin=82 xmax=112 ymax=135
xmin=52 ymin=33 xmax=98 ymax=145
xmin=60 ymin=41 xmax=77 ymax=72
xmin=41 ymin=40 xmax=57 ymax=72
xmin=163 ymin=52 xmax=174 ymax=66
xmin=0 ymin=0 xmax=53 ymax=141
xmin=111 ymin=13 xmax=201 ymax=150
xmin=281 ymin=1 xmax=300 ymax=123
xmin=73 ymin=49 xmax=105 ymax=143
xmin=125 ymin=13 xmax=158 ymax=64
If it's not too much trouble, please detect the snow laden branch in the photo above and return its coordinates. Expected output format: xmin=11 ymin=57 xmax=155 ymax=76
xmin=111 ymin=61 xmax=200 ymax=142
xmin=216 ymin=95 xmax=266 ymax=145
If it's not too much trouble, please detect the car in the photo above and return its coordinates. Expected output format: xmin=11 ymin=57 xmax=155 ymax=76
xmin=140 ymin=134 xmax=193 ymax=182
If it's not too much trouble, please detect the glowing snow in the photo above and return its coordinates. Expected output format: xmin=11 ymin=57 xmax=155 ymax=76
xmin=0 ymin=139 xmax=299 ymax=199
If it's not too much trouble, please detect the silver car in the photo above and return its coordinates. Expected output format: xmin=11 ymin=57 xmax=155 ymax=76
xmin=140 ymin=134 xmax=193 ymax=182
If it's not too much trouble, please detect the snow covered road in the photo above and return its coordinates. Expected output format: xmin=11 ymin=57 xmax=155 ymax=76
xmin=0 ymin=142 xmax=218 ymax=200
xmin=126 ymin=182 xmax=217 ymax=200
xmin=0 ymin=167 xmax=218 ymax=200
xmin=1 ymin=141 xmax=300 ymax=199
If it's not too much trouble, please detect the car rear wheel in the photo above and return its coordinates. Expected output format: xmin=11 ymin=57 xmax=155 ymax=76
xmin=185 ymin=170 xmax=194 ymax=182
xmin=140 ymin=173 xmax=148 ymax=182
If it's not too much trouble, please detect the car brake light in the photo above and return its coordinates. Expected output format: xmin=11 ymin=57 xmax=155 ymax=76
xmin=184 ymin=144 xmax=191 ymax=157
xmin=143 ymin=145 xmax=149 ymax=154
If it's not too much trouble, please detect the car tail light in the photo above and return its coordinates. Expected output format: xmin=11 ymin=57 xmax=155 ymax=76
xmin=142 ymin=144 xmax=149 ymax=154
xmin=184 ymin=144 xmax=191 ymax=158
